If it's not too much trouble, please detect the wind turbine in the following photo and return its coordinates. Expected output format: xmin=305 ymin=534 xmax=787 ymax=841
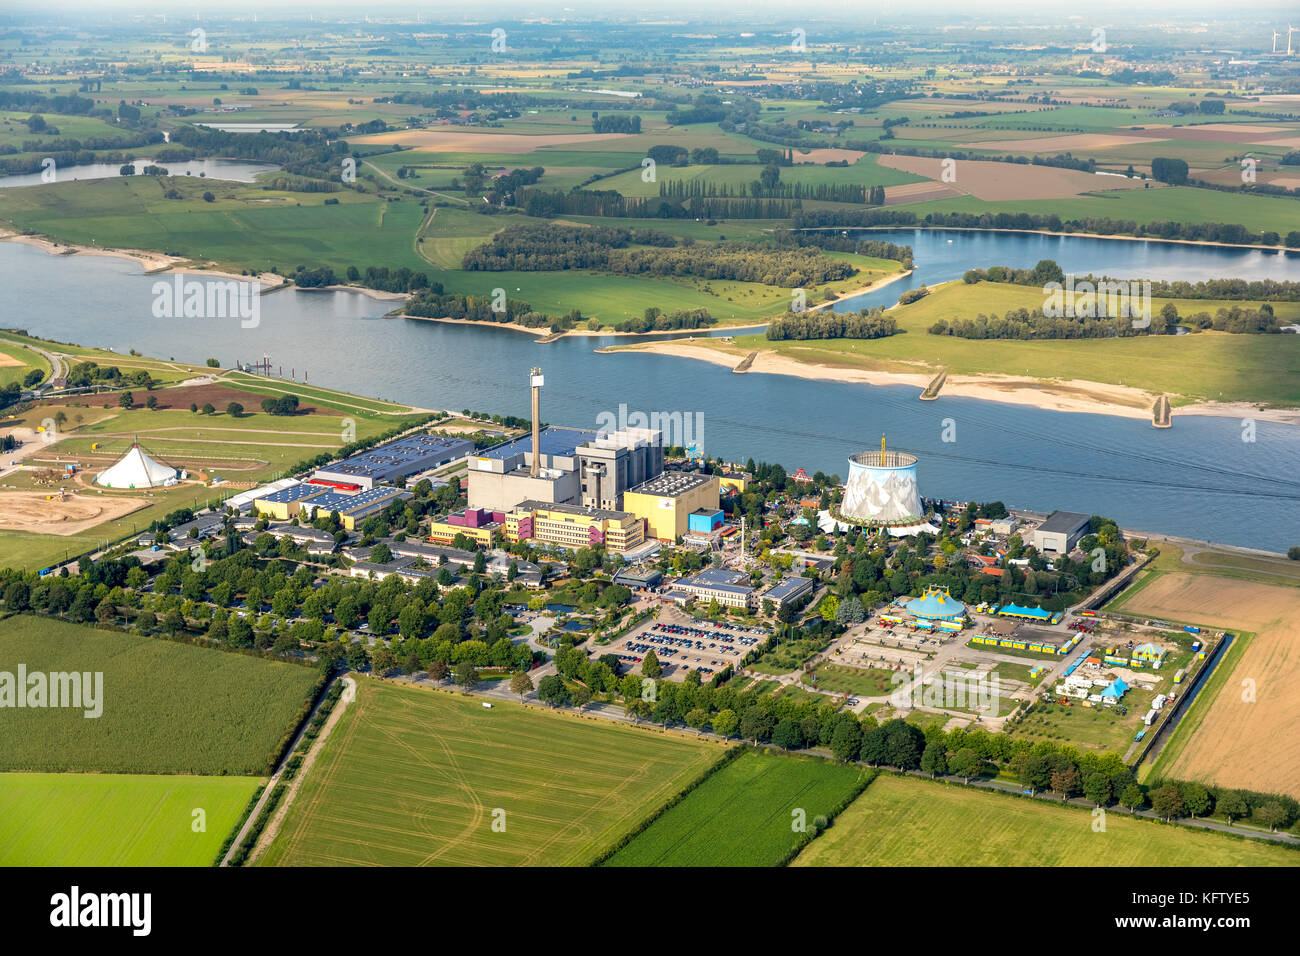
xmin=1273 ymin=31 xmax=1280 ymax=54
xmin=1290 ymin=26 xmax=1298 ymax=56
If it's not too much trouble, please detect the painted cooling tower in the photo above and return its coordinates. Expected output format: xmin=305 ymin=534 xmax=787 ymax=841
xmin=841 ymin=445 xmax=921 ymax=524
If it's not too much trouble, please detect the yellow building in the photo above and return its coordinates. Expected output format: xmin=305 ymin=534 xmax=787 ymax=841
xmin=719 ymin=473 xmax=749 ymax=495
xmin=623 ymin=471 xmax=721 ymax=542
xmin=505 ymin=500 xmax=645 ymax=553
xmin=253 ymin=483 xmax=329 ymax=520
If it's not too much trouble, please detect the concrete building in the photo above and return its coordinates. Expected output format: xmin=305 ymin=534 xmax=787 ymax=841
xmin=1032 ymin=511 xmax=1091 ymax=554
xmin=505 ymin=499 xmax=646 ymax=553
xmin=761 ymin=575 xmax=815 ymax=610
xmin=576 ymin=428 xmax=663 ymax=511
xmin=674 ymin=567 xmax=755 ymax=609
xmin=311 ymin=433 xmax=473 ymax=491
xmin=254 ymin=482 xmax=329 ymax=520
xmin=467 ymin=426 xmax=595 ymax=512
xmin=623 ymin=471 xmax=721 ymax=542
xmin=467 ymin=425 xmax=666 ymax=513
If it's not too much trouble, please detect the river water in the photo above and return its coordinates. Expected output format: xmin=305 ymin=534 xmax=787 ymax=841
xmin=2 ymin=231 xmax=1298 ymax=552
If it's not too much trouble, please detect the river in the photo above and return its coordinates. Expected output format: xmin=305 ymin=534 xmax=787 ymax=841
xmin=2 ymin=232 xmax=1298 ymax=552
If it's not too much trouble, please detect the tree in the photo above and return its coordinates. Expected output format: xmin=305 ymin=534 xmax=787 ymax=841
xmin=453 ymin=661 xmax=479 ymax=689
xmin=1179 ymin=782 xmax=1212 ymax=818
xmin=739 ymin=706 xmax=774 ymax=743
xmin=226 ymin=402 xmax=244 ymax=417
xmin=1216 ymin=789 xmax=1248 ymax=825
xmin=1083 ymin=772 xmax=1113 ymax=807
xmin=369 ymin=542 xmax=393 ymax=564
xmin=711 ymin=708 xmax=739 ymax=738
xmin=537 ymin=674 xmax=570 ymax=708
xmin=948 ymin=748 xmax=979 ymax=783
xmin=1288 ymin=546 xmax=1300 ymax=561
xmin=509 ymin=671 xmax=533 ymax=700
xmin=202 ymin=403 xmax=215 ymax=415
xmin=1150 ymin=784 xmax=1186 ymax=821
xmin=202 ymin=191 xmax=215 ymax=202
xmin=1015 ymin=754 xmax=1052 ymax=795
xmin=427 ymin=660 xmax=449 ymax=683
xmin=1050 ymin=766 xmax=1082 ymax=801
xmin=772 ymin=718 xmax=803 ymax=750
xmin=119 ymin=391 xmax=133 ymax=409
xmin=146 ymin=395 xmax=158 ymax=410
xmin=1120 ymin=785 xmax=1146 ymax=813
xmin=920 ymin=741 xmax=948 ymax=777
xmin=685 ymin=708 xmax=710 ymax=734
xmin=830 ymin=718 xmax=862 ymax=762
xmin=1253 ymin=802 xmax=1288 ymax=832
xmin=641 ymin=648 xmax=661 ymax=678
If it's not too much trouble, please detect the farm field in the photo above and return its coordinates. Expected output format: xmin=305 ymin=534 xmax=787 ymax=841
xmin=792 ymin=774 xmax=1298 ymax=866
xmin=603 ymin=749 xmax=868 ymax=867
xmin=260 ymin=679 xmax=723 ymax=866
xmin=1116 ymin=573 xmax=1300 ymax=797
xmin=0 ymin=616 xmax=322 ymax=775
xmin=0 ymin=773 xmax=259 ymax=866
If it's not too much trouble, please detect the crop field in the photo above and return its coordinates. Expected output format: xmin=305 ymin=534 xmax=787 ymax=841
xmin=260 ymin=680 xmax=723 ymax=867
xmin=0 ymin=616 xmax=322 ymax=775
xmin=1117 ymin=573 xmax=1300 ymax=797
xmin=792 ymin=774 xmax=1299 ymax=866
xmin=0 ymin=772 xmax=259 ymax=866
xmin=603 ymin=750 xmax=869 ymax=867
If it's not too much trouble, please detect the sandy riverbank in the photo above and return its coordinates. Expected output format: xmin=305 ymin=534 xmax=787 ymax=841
xmin=606 ymin=340 xmax=1300 ymax=424
xmin=0 ymin=228 xmax=181 ymax=272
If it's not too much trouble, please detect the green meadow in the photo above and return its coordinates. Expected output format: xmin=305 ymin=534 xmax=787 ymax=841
xmin=0 ymin=773 xmax=260 ymax=866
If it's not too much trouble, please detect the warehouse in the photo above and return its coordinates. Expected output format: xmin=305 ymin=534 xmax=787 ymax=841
xmin=623 ymin=471 xmax=721 ymax=542
xmin=311 ymin=433 xmax=474 ymax=491
xmin=253 ymin=482 xmax=329 ymax=520
xmin=1032 ymin=510 xmax=1091 ymax=554
xmin=298 ymin=486 xmax=412 ymax=531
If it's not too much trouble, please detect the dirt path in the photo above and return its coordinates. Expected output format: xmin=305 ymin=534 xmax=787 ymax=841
xmin=246 ymin=675 xmax=356 ymax=864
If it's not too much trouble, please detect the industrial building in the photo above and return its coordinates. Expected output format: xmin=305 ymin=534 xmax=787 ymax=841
xmin=1032 ymin=511 xmax=1091 ymax=554
xmin=840 ymin=436 xmax=922 ymax=525
xmin=253 ymin=482 xmax=330 ymax=520
xmin=466 ymin=370 xmax=666 ymax=513
xmin=311 ymin=433 xmax=473 ymax=491
xmin=297 ymin=486 xmax=412 ymax=531
xmin=623 ymin=471 xmax=721 ymax=542
xmin=504 ymin=500 xmax=645 ymax=553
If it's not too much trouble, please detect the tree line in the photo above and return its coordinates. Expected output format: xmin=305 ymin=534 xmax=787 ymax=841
xmin=766 ymin=308 xmax=898 ymax=341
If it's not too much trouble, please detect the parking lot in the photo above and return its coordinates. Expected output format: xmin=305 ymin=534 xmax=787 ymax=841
xmin=602 ymin=609 xmax=767 ymax=681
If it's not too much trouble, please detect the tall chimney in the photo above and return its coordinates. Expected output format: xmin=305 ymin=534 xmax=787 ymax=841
xmin=529 ymin=367 xmax=543 ymax=477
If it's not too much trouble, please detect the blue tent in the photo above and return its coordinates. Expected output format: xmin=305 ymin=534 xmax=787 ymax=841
xmin=904 ymin=586 xmax=966 ymax=621
xmin=1100 ymin=678 xmax=1130 ymax=699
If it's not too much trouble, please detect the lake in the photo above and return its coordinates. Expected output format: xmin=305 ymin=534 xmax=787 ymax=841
xmin=0 ymin=159 xmax=281 ymax=190
xmin=2 ymin=231 xmax=1298 ymax=552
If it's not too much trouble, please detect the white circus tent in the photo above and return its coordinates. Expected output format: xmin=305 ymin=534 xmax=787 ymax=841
xmin=95 ymin=442 xmax=179 ymax=489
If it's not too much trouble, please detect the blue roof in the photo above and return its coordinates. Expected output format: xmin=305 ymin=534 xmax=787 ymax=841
xmin=905 ymin=588 xmax=966 ymax=619
xmin=319 ymin=434 xmax=473 ymax=479
xmin=302 ymin=486 xmax=409 ymax=514
xmin=997 ymin=602 xmax=1052 ymax=620
xmin=478 ymin=426 xmax=598 ymax=461
xmin=1101 ymin=678 xmax=1130 ymax=698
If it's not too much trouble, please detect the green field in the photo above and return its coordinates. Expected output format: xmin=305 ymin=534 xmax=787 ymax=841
xmin=0 ymin=772 xmax=259 ymax=866
xmin=261 ymin=679 xmax=723 ymax=866
xmin=0 ymin=616 xmax=321 ymax=775
xmin=603 ymin=749 xmax=869 ymax=867
xmin=709 ymin=280 xmax=1300 ymax=408
xmin=810 ymin=662 xmax=897 ymax=696
xmin=793 ymin=774 xmax=1299 ymax=866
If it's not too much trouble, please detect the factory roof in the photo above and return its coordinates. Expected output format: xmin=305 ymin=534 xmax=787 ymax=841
xmin=302 ymin=486 xmax=409 ymax=515
xmin=1037 ymin=511 xmax=1091 ymax=534
xmin=512 ymin=499 xmax=632 ymax=522
xmin=477 ymin=426 xmax=598 ymax=461
xmin=317 ymin=433 xmax=472 ymax=479
xmin=627 ymin=470 xmax=715 ymax=498
xmin=763 ymin=576 xmax=815 ymax=602
xmin=684 ymin=568 xmax=748 ymax=588
xmin=258 ymin=483 xmax=327 ymax=504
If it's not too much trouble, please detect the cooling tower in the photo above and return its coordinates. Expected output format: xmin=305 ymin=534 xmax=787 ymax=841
xmin=841 ymin=449 xmax=921 ymax=524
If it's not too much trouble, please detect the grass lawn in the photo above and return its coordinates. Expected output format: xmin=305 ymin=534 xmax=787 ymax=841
xmin=810 ymin=662 xmax=897 ymax=696
xmin=793 ymin=774 xmax=1298 ymax=866
xmin=0 ymin=772 xmax=260 ymax=866
xmin=0 ymin=615 xmax=321 ymax=775
xmin=260 ymin=679 xmax=723 ymax=866
xmin=603 ymin=749 xmax=869 ymax=867
xmin=749 ymin=634 xmax=832 ymax=675
xmin=1010 ymin=694 xmax=1153 ymax=752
